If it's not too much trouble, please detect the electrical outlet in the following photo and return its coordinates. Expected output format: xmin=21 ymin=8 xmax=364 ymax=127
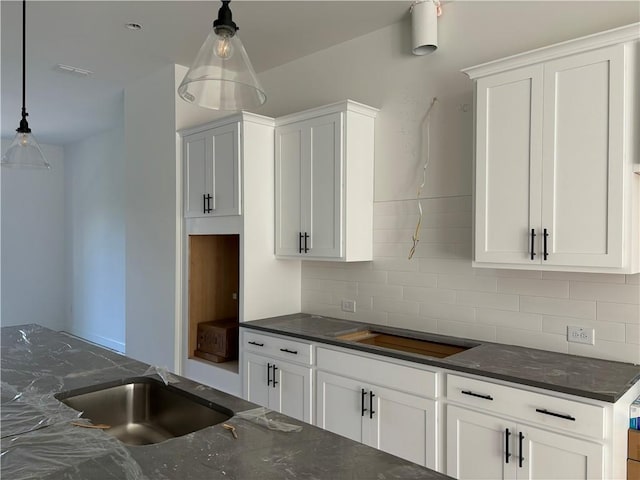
xmin=567 ymin=326 xmax=595 ymax=345
xmin=341 ymin=299 xmax=356 ymax=313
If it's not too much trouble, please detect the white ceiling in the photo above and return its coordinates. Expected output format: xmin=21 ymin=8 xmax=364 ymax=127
xmin=1 ymin=1 xmax=409 ymax=145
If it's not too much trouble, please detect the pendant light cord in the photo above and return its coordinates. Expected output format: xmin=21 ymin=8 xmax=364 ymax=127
xmin=22 ymin=0 xmax=26 ymax=115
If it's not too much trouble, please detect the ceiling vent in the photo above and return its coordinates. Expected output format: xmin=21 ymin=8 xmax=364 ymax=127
xmin=54 ymin=64 xmax=93 ymax=78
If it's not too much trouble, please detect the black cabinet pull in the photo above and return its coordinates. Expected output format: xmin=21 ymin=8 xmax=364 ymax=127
xmin=530 ymin=229 xmax=536 ymax=260
xmin=461 ymin=390 xmax=494 ymax=401
xmin=280 ymin=348 xmax=298 ymax=355
xmin=272 ymin=365 xmax=278 ymax=388
xmin=518 ymin=432 xmax=525 ymax=468
xmin=535 ymin=408 xmax=576 ymax=421
xmin=248 ymin=341 xmax=264 ymax=347
xmin=369 ymin=391 xmax=375 ymax=419
xmin=203 ymin=194 xmax=207 ymax=214
xmin=304 ymin=232 xmax=310 ymax=253
xmin=361 ymin=388 xmax=367 ymax=417
xmin=298 ymin=232 xmax=303 ymax=254
xmin=543 ymin=228 xmax=549 ymax=260
xmin=505 ymin=428 xmax=511 ymax=463
xmin=267 ymin=362 xmax=272 ymax=386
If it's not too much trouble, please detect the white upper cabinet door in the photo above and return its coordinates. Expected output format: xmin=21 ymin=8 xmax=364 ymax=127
xmin=541 ymin=45 xmax=625 ymax=268
xmin=275 ymin=123 xmax=304 ymax=256
xmin=305 ymin=113 xmax=343 ymax=259
xmin=184 ymin=131 xmax=214 ymax=218
xmin=183 ymin=122 xmax=240 ymax=218
xmin=475 ymin=65 xmax=544 ymax=265
xmin=519 ymin=425 xmax=604 ymax=480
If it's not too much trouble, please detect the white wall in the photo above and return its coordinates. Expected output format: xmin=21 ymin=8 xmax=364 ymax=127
xmin=258 ymin=4 xmax=640 ymax=364
xmin=0 ymin=142 xmax=67 ymax=331
xmin=64 ymin=106 xmax=125 ymax=352
xmin=124 ymin=64 xmax=180 ymax=369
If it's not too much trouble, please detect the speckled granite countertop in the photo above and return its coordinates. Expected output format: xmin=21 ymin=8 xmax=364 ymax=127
xmin=1 ymin=324 xmax=450 ymax=480
xmin=241 ymin=313 xmax=640 ymax=403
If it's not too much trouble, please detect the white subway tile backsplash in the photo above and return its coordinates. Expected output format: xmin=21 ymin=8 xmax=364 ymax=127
xmin=597 ymin=302 xmax=640 ymax=324
xmin=495 ymin=329 xmax=568 ymax=354
xmin=419 ymin=302 xmax=476 ymax=323
xmin=438 ymin=274 xmax=497 ymax=293
xmin=457 ymin=291 xmax=519 ymax=311
xmin=404 ymin=286 xmax=456 ymax=304
xmin=626 ymin=324 xmax=640 ymax=345
xmin=570 ymin=281 xmax=640 ymax=304
xmin=542 ymin=316 xmax=626 ymax=342
xmin=475 ymin=308 xmax=542 ymax=331
xmin=568 ymin=339 xmax=640 ymax=364
xmin=372 ymin=297 xmax=420 ymax=316
xmin=436 ymin=320 xmax=497 ymax=342
xmin=388 ymin=271 xmax=438 ymax=288
xmin=497 ymin=278 xmax=569 ymax=298
xmin=520 ymin=296 xmax=596 ymax=319
xmin=299 ymin=198 xmax=639 ymax=364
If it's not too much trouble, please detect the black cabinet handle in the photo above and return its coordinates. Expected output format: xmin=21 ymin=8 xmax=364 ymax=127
xmin=518 ymin=432 xmax=525 ymax=468
xmin=361 ymin=388 xmax=367 ymax=417
xmin=543 ymin=228 xmax=549 ymax=260
xmin=248 ymin=341 xmax=264 ymax=347
xmin=369 ymin=391 xmax=375 ymax=419
xmin=530 ymin=229 xmax=536 ymax=261
xmin=461 ymin=390 xmax=494 ymax=401
xmin=505 ymin=428 xmax=511 ymax=463
xmin=304 ymin=232 xmax=310 ymax=253
xmin=267 ymin=362 xmax=272 ymax=386
xmin=298 ymin=232 xmax=303 ymax=254
xmin=272 ymin=365 xmax=278 ymax=388
xmin=535 ymin=408 xmax=576 ymax=421
xmin=203 ymin=194 xmax=207 ymax=214
xmin=280 ymin=348 xmax=298 ymax=355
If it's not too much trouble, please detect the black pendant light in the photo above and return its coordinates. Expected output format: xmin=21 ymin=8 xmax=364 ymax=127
xmin=2 ymin=0 xmax=49 ymax=169
xmin=178 ymin=0 xmax=266 ymax=111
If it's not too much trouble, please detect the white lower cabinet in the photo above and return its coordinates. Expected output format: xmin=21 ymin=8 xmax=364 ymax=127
xmin=316 ymin=370 xmax=436 ymax=467
xmin=446 ymin=405 xmax=604 ymax=480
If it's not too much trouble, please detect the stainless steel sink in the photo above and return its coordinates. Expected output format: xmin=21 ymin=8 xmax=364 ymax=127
xmin=55 ymin=377 xmax=233 ymax=445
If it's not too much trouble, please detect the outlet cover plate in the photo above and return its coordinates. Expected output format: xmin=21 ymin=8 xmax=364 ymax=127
xmin=567 ymin=326 xmax=595 ymax=345
xmin=341 ymin=300 xmax=356 ymax=313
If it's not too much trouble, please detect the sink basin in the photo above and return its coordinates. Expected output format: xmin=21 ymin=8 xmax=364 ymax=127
xmin=55 ymin=377 xmax=233 ymax=445
xmin=337 ymin=330 xmax=471 ymax=358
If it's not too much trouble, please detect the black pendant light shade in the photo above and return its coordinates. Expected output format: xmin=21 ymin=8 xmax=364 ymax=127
xmin=178 ymin=0 xmax=266 ymax=111
xmin=2 ymin=0 xmax=49 ymax=169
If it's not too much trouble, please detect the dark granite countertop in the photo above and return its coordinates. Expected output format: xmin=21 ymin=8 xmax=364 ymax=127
xmin=1 ymin=324 xmax=450 ymax=480
xmin=241 ymin=313 xmax=640 ymax=403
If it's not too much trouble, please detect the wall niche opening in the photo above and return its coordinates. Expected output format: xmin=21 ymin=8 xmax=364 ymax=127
xmin=188 ymin=234 xmax=239 ymax=365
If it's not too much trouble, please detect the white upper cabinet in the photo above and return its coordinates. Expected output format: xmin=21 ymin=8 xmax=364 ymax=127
xmin=464 ymin=24 xmax=640 ymax=273
xmin=182 ymin=121 xmax=241 ymax=217
xmin=275 ymin=100 xmax=378 ymax=261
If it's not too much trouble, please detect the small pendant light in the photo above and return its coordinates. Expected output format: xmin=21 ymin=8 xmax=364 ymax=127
xmin=178 ymin=0 xmax=266 ymax=111
xmin=2 ymin=0 xmax=50 ymax=169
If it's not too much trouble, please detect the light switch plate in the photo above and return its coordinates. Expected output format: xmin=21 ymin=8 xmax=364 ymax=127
xmin=567 ymin=326 xmax=595 ymax=345
xmin=341 ymin=299 xmax=356 ymax=313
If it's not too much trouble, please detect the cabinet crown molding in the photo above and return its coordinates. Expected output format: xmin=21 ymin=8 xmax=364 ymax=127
xmin=275 ymin=100 xmax=379 ymax=127
xmin=178 ymin=111 xmax=275 ymax=137
xmin=462 ymin=22 xmax=639 ymax=79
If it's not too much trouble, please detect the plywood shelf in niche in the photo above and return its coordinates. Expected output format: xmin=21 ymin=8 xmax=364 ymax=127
xmin=188 ymin=234 xmax=239 ymax=367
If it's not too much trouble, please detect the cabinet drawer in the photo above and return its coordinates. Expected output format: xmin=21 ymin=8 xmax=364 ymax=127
xmin=317 ymin=347 xmax=437 ymax=399
xmin=447 ymin=374 xmax=605 ymax=439
xmin=243 ymin=331 xmax=312 ymax=365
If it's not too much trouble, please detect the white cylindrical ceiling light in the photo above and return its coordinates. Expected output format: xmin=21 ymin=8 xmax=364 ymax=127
xmin=411 ymin=0 xmax=438 ymax=56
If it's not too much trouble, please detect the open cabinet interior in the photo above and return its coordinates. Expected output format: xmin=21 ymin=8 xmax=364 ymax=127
xmin=188 ymin=234 xmax=239 ymax=365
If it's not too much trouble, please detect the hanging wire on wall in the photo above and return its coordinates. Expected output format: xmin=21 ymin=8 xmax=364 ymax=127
xmin=408 ymin=97 xmax=438 ymax=260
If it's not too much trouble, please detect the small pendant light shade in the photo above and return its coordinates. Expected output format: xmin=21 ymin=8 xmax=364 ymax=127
xmin=178 ymin=0 xmax=266 ymax=111
xmin=2 ymin=130 xmax=50 ymax=169
xmin=2 ymin=0 xmax=49 ymax=169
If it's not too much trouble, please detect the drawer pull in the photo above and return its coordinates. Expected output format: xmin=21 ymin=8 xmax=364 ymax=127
xmin=535 ymin=408 xmax=576 ymax=421
xmin=248 ymin=341 xmax=264 ymax=347
xmin=461 ymin=390 xmax=494 ymax=401
xmin=280 ymin=348 xmax=298 ymax=355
